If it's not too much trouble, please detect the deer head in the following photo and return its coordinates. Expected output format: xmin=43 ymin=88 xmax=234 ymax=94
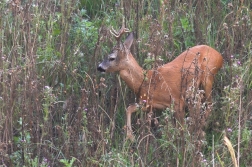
xmin=97 ymin=26 xmax=133 ymax=73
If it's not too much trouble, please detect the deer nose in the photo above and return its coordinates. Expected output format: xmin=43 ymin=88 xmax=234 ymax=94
xmin=97 ymin=65 xmax=106 ymax=72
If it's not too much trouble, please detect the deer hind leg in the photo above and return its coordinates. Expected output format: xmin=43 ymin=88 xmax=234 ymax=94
xmin=174 ymin=98 xmax=185 ymax=127
xmin=126 ymin=103 xmax=139 ymax=141
xmin=202 ymin=75 xmax=214 ymax=119
xmin=173 ymin=100 xmax=185 ymax=139
xmin=174 ymin=99 xmax=186 ymax=164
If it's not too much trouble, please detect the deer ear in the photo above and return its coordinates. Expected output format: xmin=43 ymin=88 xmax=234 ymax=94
xmin=124 ymin=32 xmax=134 ymax=50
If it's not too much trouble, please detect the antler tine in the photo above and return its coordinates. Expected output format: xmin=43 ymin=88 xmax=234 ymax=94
xmin=110 ymin=26 xmax=120 ymax=38
xmin=110 ymin=24 xmax=130 ymax=41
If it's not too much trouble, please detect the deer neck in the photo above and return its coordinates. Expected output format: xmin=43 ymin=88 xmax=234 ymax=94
xmin=119 ymin=54 xmax=144 ymax=95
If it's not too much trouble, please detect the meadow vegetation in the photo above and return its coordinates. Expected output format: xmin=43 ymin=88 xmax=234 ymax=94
xmin=0 ymin=0 xmax=251 ymax=166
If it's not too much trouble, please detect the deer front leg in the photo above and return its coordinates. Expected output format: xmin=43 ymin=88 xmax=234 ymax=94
xmin=126 ymin=103 xmax=139 ymax=141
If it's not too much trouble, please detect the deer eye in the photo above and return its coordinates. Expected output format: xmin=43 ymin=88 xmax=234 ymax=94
xmin=109 ymin=57 xmax=115 ymax=61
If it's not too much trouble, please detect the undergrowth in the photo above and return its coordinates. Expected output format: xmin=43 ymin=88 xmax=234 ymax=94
xmin=0 ymin=0 xmax=251 ymax=166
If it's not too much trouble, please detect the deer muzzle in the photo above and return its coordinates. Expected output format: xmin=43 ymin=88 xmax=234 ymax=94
xmin=97 ymin=64 xmax=106 ymax=72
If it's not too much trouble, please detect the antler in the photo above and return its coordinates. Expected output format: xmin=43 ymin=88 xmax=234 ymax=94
xmin=110 ymin=22 xmax=130 ymax=41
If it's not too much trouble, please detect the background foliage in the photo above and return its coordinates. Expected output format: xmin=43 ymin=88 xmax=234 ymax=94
xmin=0 ymin=0 xmax=251 ymax=166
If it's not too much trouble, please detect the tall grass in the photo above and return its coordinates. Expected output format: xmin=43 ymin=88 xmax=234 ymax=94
xmin=0 ymin=0 xmax=251 ymax=166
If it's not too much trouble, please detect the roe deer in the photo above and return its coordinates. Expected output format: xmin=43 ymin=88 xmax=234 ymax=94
xmin=97 ymin=26 xmax=223 ymax=141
